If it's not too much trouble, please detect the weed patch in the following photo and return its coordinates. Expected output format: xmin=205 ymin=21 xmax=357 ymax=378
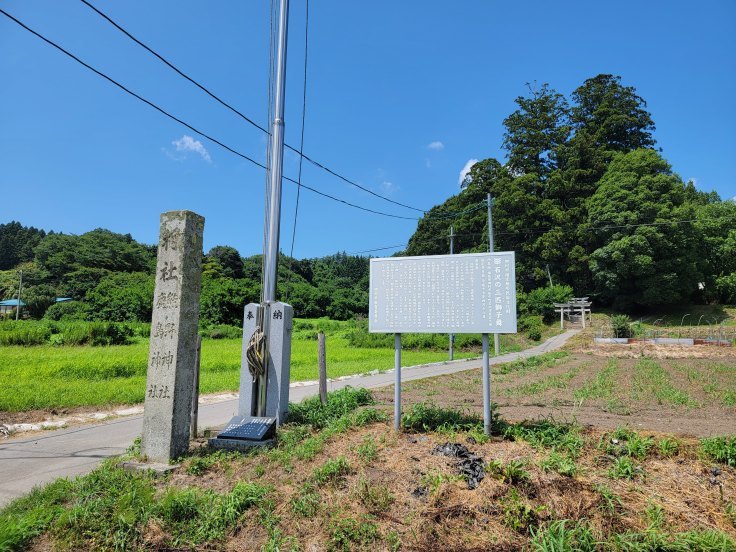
xmin=311 ymin=457 xmax=351 ymax=486
xmin=328 ymin=515 xmax=380 ymax=551
xmin=539 ymin=451 xmax=578 ymax=477
xmin=701 ymin=436 xmax=736 ymax=467
xmin=504 ymin=419 xmax=584 ymax=458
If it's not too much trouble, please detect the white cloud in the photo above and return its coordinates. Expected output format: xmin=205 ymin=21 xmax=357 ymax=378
xmin=380 ymin=181 xmax=397 ymax=195
xmin=172 ymin=135 xmax=211 ymax=163
xmin=458 ymin=158 xmax=478 ymax=187
xmin=427 ymin=141 xmax=444 ymax=151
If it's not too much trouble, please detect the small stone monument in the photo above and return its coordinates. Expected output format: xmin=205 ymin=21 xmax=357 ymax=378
xmin=209 ymin=301 xmax=292 ymax=450
xmin=142 ymin=210 xmax=204 ymax=463
xmin=238 ymin=301 xmax=293 ymax=424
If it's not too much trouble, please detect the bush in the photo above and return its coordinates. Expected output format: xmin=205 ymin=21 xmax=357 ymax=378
xmin=44 ymin=301 xmax=90 ymax=321
xmin=519 ymin=315 xmax=543 ymax=341
xmin=519 ymin=284 xmax=573 ymax=324
xmin=610 ymin=314 xmax=632 ymax=338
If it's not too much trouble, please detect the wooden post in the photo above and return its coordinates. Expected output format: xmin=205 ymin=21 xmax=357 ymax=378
xmin=318 ymin=332 xmax=327 ymax=405
xmin=190 ymin=335 xmax=202 ymax=440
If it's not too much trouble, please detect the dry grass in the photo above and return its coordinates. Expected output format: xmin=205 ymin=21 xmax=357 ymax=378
xmin=159 ymin=422 xmax=735 ymax=550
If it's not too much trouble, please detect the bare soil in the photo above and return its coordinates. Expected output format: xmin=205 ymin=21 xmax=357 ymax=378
xmin=373 ymin=352 xmax=736 ymax=438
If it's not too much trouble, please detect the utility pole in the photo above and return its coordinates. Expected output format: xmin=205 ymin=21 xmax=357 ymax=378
xmin=449 ymin=226 xmax=455 ymax=361
xmin=257 ymin=0 xmax=290 ymax=417
xmin=487 ymin=194 xmax=500 ymax=356
xmin=263 ymin=0 xmax=289 ymax=305
xmin=15 ymin=269 xmax=23 ymax=321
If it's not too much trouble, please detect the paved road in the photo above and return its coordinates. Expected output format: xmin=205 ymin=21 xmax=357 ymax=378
xmin=0 ymin=330 xmax=576 ymax=506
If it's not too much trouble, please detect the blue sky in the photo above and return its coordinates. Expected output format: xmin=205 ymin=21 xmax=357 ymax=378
xmin=1 ymin=0 xmax=735 ymax=259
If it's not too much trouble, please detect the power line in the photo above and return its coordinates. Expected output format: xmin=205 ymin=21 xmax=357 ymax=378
xmin=78 ymin=0 xmax=428 ymax=214
xmin=0 ymin=8 xmax=418 ymax=222
xmin=284 ymin=0 xmax=309 ymax=303
xmin=0 ymin=8 xmax=268 ymax=171
xmin=288 ymin=0 xmax=309 ymax=261
xmin=354 ymin=244 xmax=407 ymax=254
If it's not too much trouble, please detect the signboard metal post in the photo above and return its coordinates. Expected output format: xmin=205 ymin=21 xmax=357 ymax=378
xmin=394 ymin=333 xmax=401 ymax=430
xmin=482 ymin=333 xmax=490 ymax=434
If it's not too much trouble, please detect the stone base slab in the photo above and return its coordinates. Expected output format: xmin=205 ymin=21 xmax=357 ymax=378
xmin=208 ymin=437 xmax=275 ymax=451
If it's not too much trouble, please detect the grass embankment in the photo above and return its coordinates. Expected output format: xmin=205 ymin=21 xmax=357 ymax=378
xmin=1 ymin=388 xmax=734 ymax=551
xmin=0 ymin=318 xmax=560 ymax=412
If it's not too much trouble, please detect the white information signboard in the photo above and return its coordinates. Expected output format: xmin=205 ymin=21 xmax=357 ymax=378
xmin=369 ymin=252 xmax=517 ymax=334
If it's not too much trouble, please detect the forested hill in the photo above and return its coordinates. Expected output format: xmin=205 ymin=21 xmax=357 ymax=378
xmin=404 ymin=74 xmax=736 ymax=309
xmin=0 ymin=223 xmax=368 ymax=324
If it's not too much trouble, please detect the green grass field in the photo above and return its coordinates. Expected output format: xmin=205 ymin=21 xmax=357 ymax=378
xmin=0 ymin=315 xmax=560 ymax=412
xmin=0 ymin=337 xmax=478 ymax=412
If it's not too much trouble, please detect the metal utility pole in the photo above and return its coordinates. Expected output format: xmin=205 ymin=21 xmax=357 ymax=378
xmin=449 ymin=226 xmax=454 ymax=361
xmin=263 ymin=0 xmax=289 ymax=305
xmin=257 ymin=0 xmax=290 ymax=417
xmin=487 ymin=194 xmax=500 ymax=356
xmin=15 ymin=269 xmax=23 ymax=320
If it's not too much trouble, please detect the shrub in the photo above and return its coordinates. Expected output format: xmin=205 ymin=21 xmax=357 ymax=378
xmin=519 ymin=284 xmax=573 ymax=324
xmin=44 ymin=301 xmax=90 ymax=321
xmin=519 ymin=315 xmax=544 ymax=341
xmin=610 ymin=314 xmax=633 ymax=338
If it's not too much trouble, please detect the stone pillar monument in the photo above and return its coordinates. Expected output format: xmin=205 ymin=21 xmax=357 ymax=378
xmin=238 ymin=301 xmax=293 ymax=424
xmin=142 ymin=210 xmax=204 ymax=463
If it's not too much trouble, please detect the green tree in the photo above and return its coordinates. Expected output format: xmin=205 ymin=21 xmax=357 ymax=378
xmin=206 ymin=246 xmax=245 ymax=279
xmin=694 ymin=199 xmax=736 ymax=302
xmin=587 ymin=149 xmax=700 ymax=308
xmin=22 ymin=284 xmax=57 ymax=318
xmin=34 ymin=229 xmax=154 ymax=281
xmin=85 ymin=272 xmax=155 ymax=321
xmin=0 ymin=221 xmax=46 ymax=270
xmin=199 ymin=276 xmax=258 ymax=326
xmin=570 ymin=74 xmax=655 ymax=152
xmin=502 ymin=83 xmax=570 ymax=179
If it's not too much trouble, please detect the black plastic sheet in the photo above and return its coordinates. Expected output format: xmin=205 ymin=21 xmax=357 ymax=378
xmin=432 ymin=442 xmax=486 ymax=490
